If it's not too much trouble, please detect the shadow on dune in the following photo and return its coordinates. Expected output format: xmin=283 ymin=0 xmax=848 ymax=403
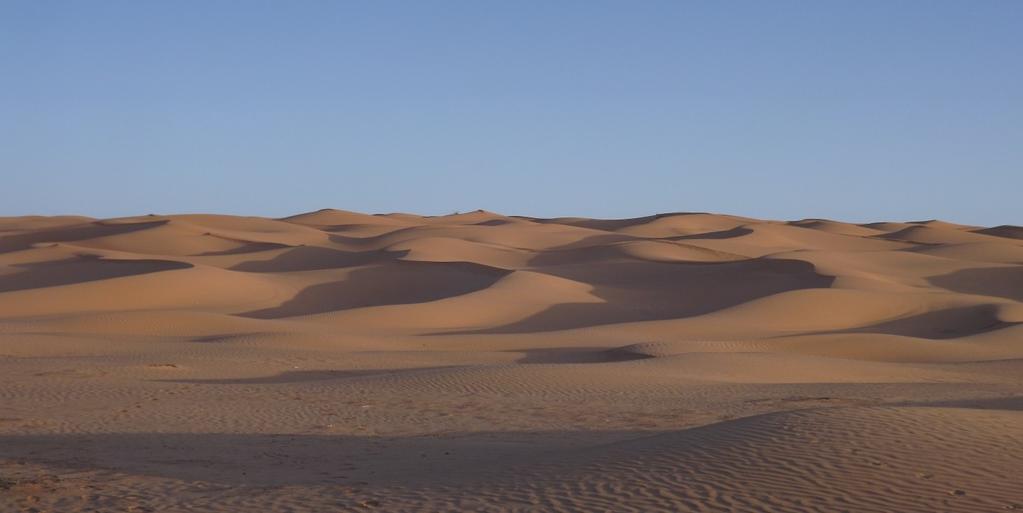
xmin=325 ymin=228 xmax=420 ymax=247
xmin=0 ymin=430 xmax=643 ymax=489
xmin=0 ymin=255 xmax=192 ymax=293
xmin=3 ymin=401 xmax=1020 ymax=490
xmin=0 ymin=219 xmax=168 ymax=253
xmin=239 ymin=261 xmax=511 ymax=319
xmin=156 ymin=366 xmax=465 ymax=385
xmin=231 ymin=246 xmax=401 ymax=272
xmin=928 ymin=266 xmax=1023 ymax=302
xmin=472 ymin=218 xmax=523 ymax=227
xmin=195 ymin=240 xmax=293 ymax=256
xmin=451 ymin=258 xmax=833 ymax=334
xmin=539 ymin=233 xmax=639 ymax=250
xmin=973 ymin=225 xmax=1023 ymax=240
xmin=836 ymin=304 xmax=1014 ymax=339
xmin=669 ymin=226 xmax=754 ymax=241
xmin=526 ymin=212 xmax=709 ymax=232
xmin=526 ymin=236 xmax=647 ymax=266
xmin=906 ymin=395 xmax=1023 ymax=410
xmin=512 ymin=346 xmax=653 ymax=364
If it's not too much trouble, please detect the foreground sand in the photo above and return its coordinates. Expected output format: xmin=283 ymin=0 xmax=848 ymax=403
xmin=1 ymin=210 xmax=1021 ymax=512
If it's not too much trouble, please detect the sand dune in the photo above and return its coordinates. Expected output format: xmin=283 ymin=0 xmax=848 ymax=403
xmin=1 ymin=210 xmax=1021 ymax=512
xmin=879 ymin=224 xmax=1008 ymax=245
xmin=910 ymin=241 xmax=1023 ymax=264
xmin=974 ymin=224 xmax=1023 ymax=240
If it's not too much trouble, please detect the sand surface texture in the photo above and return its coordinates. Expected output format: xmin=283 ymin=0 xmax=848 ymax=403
xmin=1 ymin=210 xmax=1021 ymax=512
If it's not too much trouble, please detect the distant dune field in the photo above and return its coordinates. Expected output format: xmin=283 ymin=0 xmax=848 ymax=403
xmin=1 ymin=210 xmax=1021 ymax=512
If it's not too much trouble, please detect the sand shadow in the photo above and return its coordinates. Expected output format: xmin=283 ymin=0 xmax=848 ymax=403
xmin=231 ymin=246 xmax=401 ymax=272
xmin=512 ymin=346 xmax=653 ymax=364
xmin=194 ymin=240 xmax=293 ymax=256
xmin=668 ymin=226 xmax=754 ymax=241
xmin=972 ymin=225 xmax=1023 ymax=240
xmin=928 ymin=266 xmax=1023 ymax=302
xmin=156 ymin=367 xmax=464 ymax=385
xmin=0 ymin=255 xmax=191 ymax=293
xmin=526 ymin=212 xmax=712 ymax=232
xmin=239 ymin=261 xmax=511 ymax=318
xmin=448 ymin=258 xmax=832 ymax=333
xmin=835 ymin=304 xmax=1014 ymax=339
xmin=0 ymin=219 xmax=168 ymax=253
xmin=0 ymin=429 xmax=642 ymax=490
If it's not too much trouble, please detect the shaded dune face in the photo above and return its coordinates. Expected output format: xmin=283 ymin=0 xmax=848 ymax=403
xmin=0 ymin=254 xmax=192 ymax=293
xmin=458 ymin=258 xmax=833 ymax=333
xmin=231 ymin=246 xmax=400 ymax=272
xmin=240 ymin=261 xmax=511 ymax=319
xmin=929 ymin=266 xmax=1023 ymax=302
xmin=0 ymin=219 xmax=167 ymax=253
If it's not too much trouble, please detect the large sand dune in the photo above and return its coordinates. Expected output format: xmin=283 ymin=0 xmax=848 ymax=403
xmin=1 ymin=210 xmax=1021 ymax=512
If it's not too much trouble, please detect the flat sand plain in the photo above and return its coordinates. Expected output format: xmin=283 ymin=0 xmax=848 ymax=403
xmin=1 ymin=210 xmax=1021 ymax=512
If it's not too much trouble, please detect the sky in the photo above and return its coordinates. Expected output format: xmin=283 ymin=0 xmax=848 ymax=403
xmin=2 ymin=1 xmax=1021 ymax=225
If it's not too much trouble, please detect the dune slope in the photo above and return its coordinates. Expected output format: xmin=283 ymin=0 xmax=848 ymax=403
xmin=1 ymin=210 xmax=1021 ymax=512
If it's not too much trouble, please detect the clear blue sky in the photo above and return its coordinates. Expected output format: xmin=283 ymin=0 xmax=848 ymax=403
xmin=3 ymin=1 xmax=1020 ymax=224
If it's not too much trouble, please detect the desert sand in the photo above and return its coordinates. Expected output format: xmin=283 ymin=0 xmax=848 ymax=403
xmin=0 ymin=209 xmax=1021 ymax=512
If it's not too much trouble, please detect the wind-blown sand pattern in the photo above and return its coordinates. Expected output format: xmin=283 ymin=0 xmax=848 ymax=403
xmin=1 ymin=210 xmax=1021 ymax=512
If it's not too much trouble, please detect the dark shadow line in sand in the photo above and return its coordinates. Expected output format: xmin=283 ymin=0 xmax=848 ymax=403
xmin=0 ymin=255 xmax=192 ymax=293
xmin=799 ymin=304 xmax=1018 ymax=340
xmin=928 ymin=266 xmax=1023 ymax=302
xmin=441 ymin=258 xmax=834 ymax=334
xmin=194 ymin=240 xmax=293 ymax=256
xmin=238 ymin=260 xmax=511 ymax=319
xmin=511 ymin=346 xmax=654 ymax=364
xmin=230 ymin=246 xmax=403 ymax=272
xmin=0 ymin=220 xmax=169 ymax=254
xmin=154 ymin=366 xmax=467 ymax=385
xmin=667 ymin=226 xmax=754 ymax=241
xmin=3 ymin=398 xmax=1019 ymax=489
xmin=523 ymin=212 xmax=718 ymax=232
